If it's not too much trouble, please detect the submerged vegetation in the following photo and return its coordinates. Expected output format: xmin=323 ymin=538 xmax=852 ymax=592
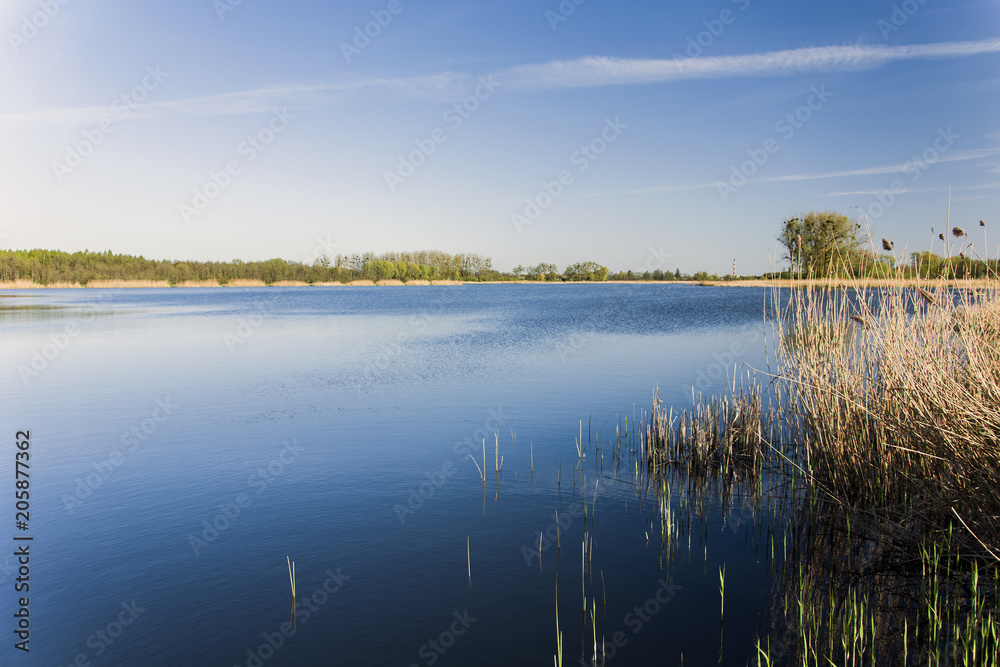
xmin=561 ymin=221 xmax=1000 ymax=665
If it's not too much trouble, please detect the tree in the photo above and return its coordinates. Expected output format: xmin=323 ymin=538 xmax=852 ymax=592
xmin=778 ymin=211 xmax=861 ymax=277
xmin=563 ymin=261 xmax=608 ymax=281
xmin=527 ymin=263 xmax=557 ymax=280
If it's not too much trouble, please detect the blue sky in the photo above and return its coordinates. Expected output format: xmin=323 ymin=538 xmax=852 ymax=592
xmin=1 ymin=0 xmax=998 ymax=274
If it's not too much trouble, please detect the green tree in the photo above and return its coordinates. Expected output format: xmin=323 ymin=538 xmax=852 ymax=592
xmin=778 ymin=211 xmax=861 ymax=277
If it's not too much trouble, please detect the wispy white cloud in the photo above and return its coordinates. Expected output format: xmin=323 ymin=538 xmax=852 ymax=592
xmin=3 ymin=37 xmax=998 ymax=130
xmin=0 ymin=73 xmax=464 ymax=130
xmin=501 ymin=38 xmax=1000 ymax=89
xmin=826 ymin=181 xmax=1000 ymax=197
xmin=623 ymin=148 xmax=1000 ymax=196
xmin=824 ymin=187 xmax=916 ymax=197
xmin=763 ymin=148 xmax=999 ymax=184
xmin=953 ymin=194 xmax=998 ymax=202
xmin=955 ymin=180 xmax=1000 ymax=191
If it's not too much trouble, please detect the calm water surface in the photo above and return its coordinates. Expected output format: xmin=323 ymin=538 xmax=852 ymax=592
xmin=1 ymin=284 xmax=782 ymax=666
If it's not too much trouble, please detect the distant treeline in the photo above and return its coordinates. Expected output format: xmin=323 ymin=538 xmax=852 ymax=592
xmin=0 ymin=249 xmax=723 ymax=285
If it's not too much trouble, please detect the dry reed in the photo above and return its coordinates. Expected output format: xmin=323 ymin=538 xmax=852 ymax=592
xmin=642 ymin=266 xmax=1000 ymax=560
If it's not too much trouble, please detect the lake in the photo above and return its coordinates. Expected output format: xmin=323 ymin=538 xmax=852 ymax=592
xmin=1 ymin=284 xmax=786 ymax=666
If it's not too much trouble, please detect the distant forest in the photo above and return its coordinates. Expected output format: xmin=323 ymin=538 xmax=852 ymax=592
xmin=0 ymin=249 xmax=714 ymax=285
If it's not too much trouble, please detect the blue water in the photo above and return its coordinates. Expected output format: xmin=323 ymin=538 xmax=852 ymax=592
xmin=0 ymin=284 xmax=779 ymax=666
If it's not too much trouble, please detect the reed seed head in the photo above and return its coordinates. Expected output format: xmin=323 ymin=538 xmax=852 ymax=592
xmin=980 ymin=220 xmax=986 ymax=227
xmin=881 ymin=238 xmax=893 ymax=252
xmin=850 ymin=315 xmax=869 ymax=329
xmin=939 ymin=233 xmax=945 ymax=241
xmin=953 ymin=227 xmax=966 ymax=238
xmin=918 ymin=288 xmax=936 ymax=306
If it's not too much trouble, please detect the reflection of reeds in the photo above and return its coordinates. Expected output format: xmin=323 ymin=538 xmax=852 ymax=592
xmin=631 ymin=274 xmax=1000 ymax=662
xmin=719 ymin=565 xmax=725 ymax=620
xmin=643 ymin=277 xmax=1000 ymax=560
xmin=553 ymin=579 xmax=563 ymax=667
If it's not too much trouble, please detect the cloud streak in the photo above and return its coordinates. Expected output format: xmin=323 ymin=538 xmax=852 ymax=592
xmin=0 ymin=73 xmax=464 ymax=130
xmin=624 ymin=148 xmax=1000 ymax=196
xmin=2 ymin=37 xmax=997 ymax=130
xmin=501 ymin=38 xmax=1000 ymax=89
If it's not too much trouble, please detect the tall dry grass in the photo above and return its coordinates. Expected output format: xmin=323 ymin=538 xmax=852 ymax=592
xmin=635 ymin=222 xmax=1000 ymax=664
xmin=644 ymin=272 xmax=1000 ymax=558
xmin=772 ymin=280 xmax=1000 ymax=551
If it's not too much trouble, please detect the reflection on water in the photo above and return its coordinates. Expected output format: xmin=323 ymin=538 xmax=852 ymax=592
xmin=0 ymin=285 xmax=824 ymax=666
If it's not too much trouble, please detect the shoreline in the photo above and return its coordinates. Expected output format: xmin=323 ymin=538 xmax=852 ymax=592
xmin=0 ymin=277 xmax=992 ymax=290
